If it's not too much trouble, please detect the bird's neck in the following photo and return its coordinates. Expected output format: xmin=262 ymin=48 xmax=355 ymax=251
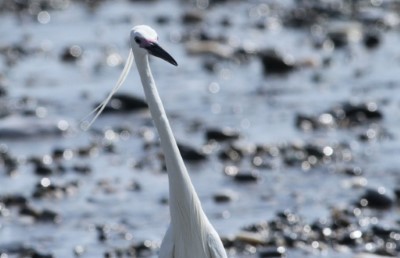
xmin=135 ymin=54 xmax=208 ymax=228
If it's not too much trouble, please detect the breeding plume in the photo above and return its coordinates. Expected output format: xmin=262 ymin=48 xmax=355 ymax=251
xmin=86 ymin=25 xmax=227 ymax=258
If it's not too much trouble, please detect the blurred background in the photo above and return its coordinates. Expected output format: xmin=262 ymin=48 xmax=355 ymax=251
xmin=0 ymin=0 xmax=400 ymax=257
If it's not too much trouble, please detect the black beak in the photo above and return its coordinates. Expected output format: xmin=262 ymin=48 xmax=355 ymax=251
xmin=146 ymin=43 xmax=178 ymax=66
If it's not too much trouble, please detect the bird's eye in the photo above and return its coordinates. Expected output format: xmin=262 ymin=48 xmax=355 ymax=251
xmin=135 ymin=37 xmax=141 ymax=44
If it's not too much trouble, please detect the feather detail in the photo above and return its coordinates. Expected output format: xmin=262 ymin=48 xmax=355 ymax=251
xmin=81 ymin=49 xmax=134 ymax=130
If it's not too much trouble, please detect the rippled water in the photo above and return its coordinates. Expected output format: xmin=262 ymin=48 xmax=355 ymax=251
xmin=1 ymin=0 xmax=400 ymax=258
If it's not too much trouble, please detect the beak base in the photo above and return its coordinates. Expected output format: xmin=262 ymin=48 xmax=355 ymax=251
xmin=146 ymin=43 xmax=178 ymax=66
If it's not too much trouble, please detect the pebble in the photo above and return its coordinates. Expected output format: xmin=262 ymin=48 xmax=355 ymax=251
xmin=342 ymin=166 xmax=363 ymax=176
xmin=181 ymin=10 xmax=204 ymax=24
xmin=0 ymin=242 xmax=35 ymax=256
xmin=185 ymin=40 xmax=235 ymax=59
xmin=218 ymin=145 xmax=244 ymax=162
xmin=61 ymin=45 xmax=83 ymax=62
xmin=130 ymin=240 xmax=157 ymax=256
xmin=258 ymin=49 xmax=296 ymax=75
xmin=0 ymin=115 xmax=68 ymax=138
xmin=72 ymin=164 xmax=92 ymax=174
xmin=127 ymin=180 xmax=142 ymax=192
xmin=32 ymin=180 xmax=78 ymax=199
xmin=394 ymin=188 xmax=400 ymax=203
xmin=0 ymin=194 xmax=27 ymax=208
xmin=96 ymin=224 xmax=109 ymax=242
xmin=177 ymin=143 xmax=207 ymax=162
xmin=363 ymin=33 xmax=381 ymax=49
xmin=32 ymin=252 xmax=54 ymax=258
xmin=235 ymin=231 xmax=267 ymax=246
xmin=331 ymin=102 xmax=383 ymax=127
xmin=155 ymin=15 xmax=170 ymax=25
xmin=205 ymin=127 xmax=240 ymax=142
xmin=19 ymin=204 xmax=61 ymax=223
xmin=357 ymin=188 xmax=393 ymax=210
xmin=213 ymin=190 xmax=236 ymax=203
xmin=0 ymin=149 xmax=19 ymax=175
xmin=233 ymin=170 xmax=260 ymax=183
xmin=357 ymin=8 xmax=400 ymax=29
xmin=94 ymin=93 xmax=148 ymax=113
xmin=258 ymin=246 xmax=286 ymax=258
xmin=326 ymin=21 xmax=362 ymax=48
xmin=296 ymin=102 xmax=383 ymax=131
xmin=34 ymin=163 xmax=54 ymax=176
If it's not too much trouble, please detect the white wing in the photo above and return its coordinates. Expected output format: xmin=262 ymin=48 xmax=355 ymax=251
xmin=159 ymin=224 xmax=175 ymax=258
xmin=207 ymin=231 xmax=227 ymax=258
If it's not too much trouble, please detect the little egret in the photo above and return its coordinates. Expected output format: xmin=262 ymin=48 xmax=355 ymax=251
xmin=86 ymin=25 xmax=227 ymax=258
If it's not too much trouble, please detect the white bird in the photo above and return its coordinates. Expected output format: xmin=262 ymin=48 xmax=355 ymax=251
xmin=85 ymin=25 xmax=227 ymax=258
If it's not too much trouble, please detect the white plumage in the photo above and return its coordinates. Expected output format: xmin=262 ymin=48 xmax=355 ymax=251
xmin=87 ymin=25 xmax=227 ymax=258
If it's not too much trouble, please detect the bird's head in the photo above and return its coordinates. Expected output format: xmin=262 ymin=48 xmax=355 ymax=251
xmin=130 ymin=25 xmax=177 ymax=66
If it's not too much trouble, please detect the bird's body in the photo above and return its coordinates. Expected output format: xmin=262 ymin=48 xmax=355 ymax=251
xmin=131 ymin=25 xmax=227 ymax=258
xmin=87 ymin=25 xmax=227 ymax=258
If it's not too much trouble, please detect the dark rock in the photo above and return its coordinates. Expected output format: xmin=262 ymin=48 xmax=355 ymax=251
xmin=371 ymin=225 xmax=395 ymax=238
xmin=0 ymin=194 xmax=27 ymax=207
xmin=205 ymin=128 xmax=240 ymax=142
xmin=61 ymin=45 xmax=83 ymax=62
xmin=202 ymin=58 xmax=219 ymax=73
xmin=34 ymin=163 xmax=53 ymax=176
xmin=284 ymin=7 xmax=321 ymax=28
xmin=0 ymin=115 xmax=68 ymax=138
xmin=326 ymin=22 xmax=362 ymax=49
xmin=258 ymin=246 xmax=286 ymax=258
xmin=330 ymin=102 xmax=383 ymax=127
xmin=95 ymin=93 xmax=148 ymax=113
xmin=395 ymin=188 xmax=400 ymax=203
xmin=337 ymin=233 xmax=358 ymax=246
xmin=96 ymin=224 xmax=109 ymax=242
xmin=0 ymin=82 xmax=7 ymax=97
xmin=342 ymin=166 xmax=363 ymax=176
xmin=127 ymin=180 xmax=142 ymax=192
xmin=73 ymin=164 xmax=92 ymax=174
xmin=233 ymin=46 xmax=256 ymax=63
xmin=177 ymin=143 xmax=207 ymax=162
xmin=213 ymin=191 xmax=235 ymax=203
xmin=363 ymin=33 xmax=381 ymax=49
xmin=296 ymin=102 xmax=384 ymax=131
xmin=0 ymin=44 xmax=34 ymax=66
xmin=218 ymin=145 xmax=244 ymax=162
xmin=32 ymin=251 xmax=54 ymax=258
xmin=19 ymin=204 xmax=60 ymax=223
xmin=281 ymin=143 xmax=335 ymax=168
xmin=259 ymin=49 xmax=296 ymax=75
xmin=233 ymin=170 xmax=260 ymax=183
xmin=357 ymin=8 xmax=400 ymax=29
xmin=220 ymin=17 xmax=232 ymax=27
xmin=276 ymin=210 xmax=300 ymax=224
xmin=155 ymin=15 xmax=170 ymax=25
xmin=358 ymin=189 xmax=393 ymax=210
xmin=374 ymin=248 xmax=398 ymax=257
xmin=181 ymin=10 xmax=204 ymax=24
xmin=32 ymin=180 xmax=78 ymax=199
xmin=367 ymin=127 xmax=393 ymax=141
xmin=251 ymin=155 xmax=273 ymax=169
xmin=295 ymin=114 xmax=319 ymax=131
xmin=131 ymin=240 xmax=156 ymax=256
xmin=0 ymin=149 xmax=19 ymax=175
xmin=52 ymin=148 xmax=65 ymax=159
xmin=0 ymin=242 xmax=38 ymax=256
xmin=77 ymin=144 xmax=98 ymax=157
